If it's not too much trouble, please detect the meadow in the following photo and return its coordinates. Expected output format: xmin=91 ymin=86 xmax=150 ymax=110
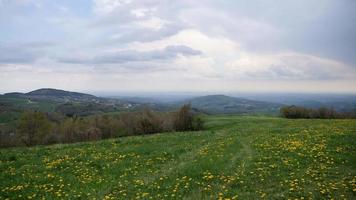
xmin=0 ymin=116 xmax=355 ymax=199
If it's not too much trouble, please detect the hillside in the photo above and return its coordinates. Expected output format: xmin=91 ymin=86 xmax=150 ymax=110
xmin=1 ymin=88 xmax=101 ymax=114
xmin=240 ymin=93 xmax=356 ymax=112
xmin=0 ymin=90 xmax=283 ymax=119
xmin=25 ymin=88 xmax=97 ymax=102
xmin=183 ymin=95 xmax=282 ymax=114
xmin=1 ymin=116 xmax=355 ymax=199
xmin=3 ymin=89 xmax=98 ymax=102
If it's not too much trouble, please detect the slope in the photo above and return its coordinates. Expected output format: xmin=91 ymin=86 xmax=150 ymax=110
xmin=0 ymin=116 xmax=355 ymax=199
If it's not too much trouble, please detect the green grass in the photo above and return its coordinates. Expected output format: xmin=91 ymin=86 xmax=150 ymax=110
xmin=1 ymin=116 xmax=355 ymax=199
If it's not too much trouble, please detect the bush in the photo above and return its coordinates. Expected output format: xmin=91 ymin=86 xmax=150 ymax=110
xmin=2 ymin=104 xmax=205 ymax=148
xmin=280 ymin=105 xmax=310 ymax=119
xmin=192 ymin=116 xmax=204 ymax=131
xmin=280 ymin=105 xmax=350 ymax=119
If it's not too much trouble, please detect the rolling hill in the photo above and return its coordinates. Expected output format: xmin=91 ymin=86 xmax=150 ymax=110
xmin=239 ymin=93 xmax=356 ymax=112
xmin=0 ymin=89 xmax=285 ymax=119
xmin=26 ymin=88 xmax=98 ymax=102
xmin=181 ymin=95 xmax=283 ymax=114
xmin=6 ymin=89 xmax=356 ymax=117
xmin=4 ymin=88 xmax=98 ymax=103
xmin=0 ymin=89 xmax=135 ymax=119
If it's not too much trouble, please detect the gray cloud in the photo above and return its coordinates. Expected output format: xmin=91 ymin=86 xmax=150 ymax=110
xmin=1 ymin=0 xmax=355 ymax=93
xmin=0 ymin=46 xmax=36 ymax=64
xmin=0 ymin=42 xmax=53 ymax=64
xmin=3 ymin=0 xmax=355 ymax=67
xmin=211 ymin=0 xmax=356 ymax=66
xmin=59 ymin=45 xmax=201 ymax=64
xmin=267 ymin=65 xmax=341 ymax=80
xmin=106 ymin=23 xmax=185 ymax=44
xmin=88 ymin=1 xmax=190 ymax=45
xmin=285 ymin=1 xmax=356 ymax=66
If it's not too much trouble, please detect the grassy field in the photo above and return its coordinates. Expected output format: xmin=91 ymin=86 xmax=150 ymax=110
xmin=0 ymin=116 xmax=355 ymax=199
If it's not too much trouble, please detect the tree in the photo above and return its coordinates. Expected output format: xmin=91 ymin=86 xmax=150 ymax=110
xmin=138 ymin=108 xmax=163 ymax=134
xmin=174 ymin=104 xmax=194 ymax=131
xmin=97 ymin=115 xmax=123 ymax=138
xmin=60 ymin=118 xmax=78 ymax=143
xmin=17 ymin=111 xmax=52 ymax=146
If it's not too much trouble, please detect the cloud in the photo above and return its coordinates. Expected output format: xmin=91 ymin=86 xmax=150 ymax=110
xmin=0 ymin=0 xmax=356 ymax=93
xmin=0 ymin=42 xmax=53 ymax=64
xmin=225 ymin=52 xmax=356 ymax=80
xmin=58 ymin=45 xmax=201 ymax=64
xmin=0 ymin=45 xmax=36 ymax=64
xmin=105 ymin=22 xmax=185 ymax=44
xmin=89 ymin=1 xmax=188 ymax=44
xmin=93 ymin=0 xmax=131 ymax=15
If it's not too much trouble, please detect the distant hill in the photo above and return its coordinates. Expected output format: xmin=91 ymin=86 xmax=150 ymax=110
xmin=181 ymin=95 xmax=283 ymax=114
xmin=0 ymin=89 xmax=289 ymax=116
xmin=0 ymin=89 xmax=138 ymax=117
xmin=237 ymin=93 xmax=356 ymax=112
xmin=3 ymin=88 xmax=98 ymax=103
xmin=25 ymin=88 xmax=98 ymax=102
xmin=2 ymin=92 xmax=24 ymax=97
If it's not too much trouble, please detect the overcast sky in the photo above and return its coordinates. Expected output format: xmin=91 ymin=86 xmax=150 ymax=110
xmin=1 ymin=0 xmax=356 ymax=94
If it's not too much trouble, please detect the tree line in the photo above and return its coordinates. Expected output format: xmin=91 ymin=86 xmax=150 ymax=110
xmin=280 ymin=105 xmax=356 ymax=119
xmin=0 ymin=104 xmax=204 ymax=147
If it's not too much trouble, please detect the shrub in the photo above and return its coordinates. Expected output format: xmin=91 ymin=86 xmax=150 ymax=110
xmin=280 ymin=105 xmax=310 ymax=119
xmin=3 ymin=104 xmax=205 ymax=147
xmin=192 ymin=116 xmax=204 ymax=131
xmin=280 ymin=106 xmax=346 ymax=119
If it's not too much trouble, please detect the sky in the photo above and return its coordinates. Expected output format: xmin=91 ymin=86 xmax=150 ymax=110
xmin=0 ymin=0 xmax=356 ymax=94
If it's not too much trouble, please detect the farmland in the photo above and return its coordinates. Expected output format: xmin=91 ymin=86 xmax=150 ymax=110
xmin=1 ymin=116 xmax=355 ymax=199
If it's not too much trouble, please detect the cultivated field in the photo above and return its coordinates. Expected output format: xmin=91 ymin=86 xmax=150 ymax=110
xmin=1 ymin=116 xmax=355 ymax=199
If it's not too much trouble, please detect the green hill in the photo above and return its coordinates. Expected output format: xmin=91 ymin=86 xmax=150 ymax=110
xmin=1 ymin=116 xmax=355 ymax=199
xmin=3 ymin=88 xmax=98 ymax=103
xmin=0 ymin=88 xmax=99 ymax=114
xmin=184 ymin=95 xmax=283 ymax=114
xmin=0 ymin=89 xmax=133 ymax=120
xmin=26 ymin=88 xmax=97 ymax=102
